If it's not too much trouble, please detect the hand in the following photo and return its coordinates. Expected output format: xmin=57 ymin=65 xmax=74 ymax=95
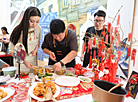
xmin=2 ymin=63 xmax=9 ymax=68
xmin=80 ymin=54 xmax=84 ymax=61
xmin=49 ymin=52 xmax=56 ymax=61
xmin=24 ymin=60 xmax=34 ymax=69
xmin=53 ymin=62 xmax=62 ymax=71
xmin=31 ymin=49 xmax=37 ymax=56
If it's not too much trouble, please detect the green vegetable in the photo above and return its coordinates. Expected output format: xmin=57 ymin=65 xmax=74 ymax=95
xmin=80 ymin=78 xmax=89 ymax=81
xmin=46 ymin=72 xmax=53 ymax=76
xmin=66 ymin=72 xmax=74 ymax=76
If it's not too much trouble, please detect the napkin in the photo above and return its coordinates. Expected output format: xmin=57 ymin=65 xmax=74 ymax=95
xmin=0 ymin=74 xmax=10 ymax=83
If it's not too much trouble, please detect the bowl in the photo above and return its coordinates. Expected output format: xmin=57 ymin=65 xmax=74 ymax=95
xmin=45 ymin=65 xmax=54 ymax=73
xmin=56 ymin=66 xmax=66 ymax=75
xmin=33 ymin=66 xmax=43 ymax=75
xmin=65 ymin=68 xmax=75 ymax=76
xmin=2 ymin=66 xmax=17 ymax=77
xmin=92 ymin=80 xmax=127 ymax=102
xmin=20 ymin=68 xmax=30 ymax=76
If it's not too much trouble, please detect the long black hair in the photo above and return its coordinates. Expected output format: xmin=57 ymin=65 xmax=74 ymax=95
xmin=10 ymin=6 xmax=41 ymax=53
xmin=1 ymin=27 xmax=9 ymax=34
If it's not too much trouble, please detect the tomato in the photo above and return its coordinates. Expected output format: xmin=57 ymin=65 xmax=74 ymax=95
xmin=74 ymin=64 xmax=83 ymax=70
xmin=75 ymin=70 xmax=80 ymax=75
xmin=80 ymin=69 xmax=85 ymax=75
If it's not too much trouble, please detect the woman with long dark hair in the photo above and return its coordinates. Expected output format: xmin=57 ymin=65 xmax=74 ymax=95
xmin=10 ymin=7 xmax=42 ymax=69
xmin=0 ymin=27 xmax=10 ymax=53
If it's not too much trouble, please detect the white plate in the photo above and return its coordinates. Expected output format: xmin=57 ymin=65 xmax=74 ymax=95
xmin=55 ymin=76 xmax=80 ymax=86
xmin=0 ymin=87 xmax=15 ymax=101
xmin=78 ymin=76 xmax=92 ymax=83
xmin=28 ymin=82 xmax=60 ymax=101
xmin=35 ymin=73 xmax=58 ymax=81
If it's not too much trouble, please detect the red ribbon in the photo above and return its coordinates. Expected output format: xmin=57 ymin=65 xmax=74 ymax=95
xmin=128 ymin=33 xmax=131 ymax=42
xmin=127 ymin=48 xmax=131 ymax=57
xmin=131 ymin=48 xmax=137 ymax=66
xmin=117 ymin=14 xmax=120 ymax=26
xmin=93 ymin=37 xmax=96 ymax=46
xmin=105 ymin=34 xmax=108 ymax=44
xmin=93 ymin=50 xmax=96 ymax=58
xmin=84 ymin=36 xmax=86 ymax=52
xmin=88 ymin=50 xmax=92 ymax=68
xmin=108 ymin=22 xmax=111 ymax=33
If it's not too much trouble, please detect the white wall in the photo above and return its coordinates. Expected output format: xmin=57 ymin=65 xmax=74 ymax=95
xmin=107 ymin=0 xmax=135 ymax=40
xmin=0 ymin=0 xmax=10 ymax=34
xmin=128 ymin=0 xmax=138 ymax=77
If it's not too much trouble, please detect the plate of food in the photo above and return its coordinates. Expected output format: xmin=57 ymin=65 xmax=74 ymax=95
xmin=55 ymin=76 xmax=80 ymax=86
xmin=0 ymin=87 xmax=15 ymax=101
xmin=28 ymin=81 xmax=60 ymax=101
xmin=78 ymin=76 xmax=92 ymax=83
xmin=35 ymin=72 xmax=58 ymax=81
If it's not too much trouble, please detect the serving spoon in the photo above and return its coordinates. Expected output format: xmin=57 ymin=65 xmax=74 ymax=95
xmin=108 ymin=84 xmax=123 ymax=92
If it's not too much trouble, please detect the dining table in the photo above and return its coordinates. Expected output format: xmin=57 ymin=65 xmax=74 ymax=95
xmin=0 ymin=72 xmax=138 ymax=102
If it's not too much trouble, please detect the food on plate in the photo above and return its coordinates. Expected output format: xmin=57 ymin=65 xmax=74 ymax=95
xmin=79 ymin=76 xmax=91 ymax=83
xmin=0 ymin=88 xmax=7 ymax=100
xmin=80 ymin=78 xmax=89 ymax=82
xmin=33 ymin=81 xmax=56 ymax=100
xmin=37 ymin=72 xmax=53 ymax=79
xmin=56 ymin=69 xmax=66 ymax=75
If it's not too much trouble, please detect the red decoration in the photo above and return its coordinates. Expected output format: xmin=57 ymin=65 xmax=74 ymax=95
xmin=87 ymin=43 xmax=90 ymax=53
xmin=108 ymin=22 xmax=111 ymax=33
xmin=88 ymin=50 xmax=92 ymax=68
xmin=131 ymin=49 xmax=137 ymax=66
xmin=128 ymin=33 xmax=131 ymax=42
xmin=118 ymin=34 xmax=120 ymax=43
xmin=18 ymin=49 xmax=26 ymax=61
xmin=84 ymin=36 xmax=86 ymax=52
xmin=98 ymin=47 xmax=102 ymax=57
xmin=100 ymin=63 xmax=105 ymax=71
xmin=101 ymin=31 xmax=106 ymax=38
xmin=93 ymin=50 xmax=96 ymax=58
xmin=117 ymin=14 xmax=120 ymax=26
xmin=117 ymin=50 xmax=121 ymax=60
xmin=105 ymin=34 xmax=108 ymax=44
xmin=89 ymin=39 xmax=92 ymax=49
xmin=93 ymin=37 xmax=96 ymax=45
xmin=115 ymin=27 xmax=118 ymax=35
xmin=127 ymin=48 xmax=131 ymax=57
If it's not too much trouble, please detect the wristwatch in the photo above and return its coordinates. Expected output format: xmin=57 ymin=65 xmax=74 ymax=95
xmin=59 ymin=61 xmax=64 ymax=67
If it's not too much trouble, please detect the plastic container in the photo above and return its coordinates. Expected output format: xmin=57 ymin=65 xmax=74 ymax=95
xmin=45 ymin=65 xmax=54 ymax=73
xmin=20 ymin=67 xmax=30 ymax=76
xmin=14 ymin=92 xmax=28 ymax=101
xmin=2 ymin=66 xmax=17 ymax=77
xmin=17 ymin=87 xmax=29 ymax=93
xmin=56 ymin=66 xmax=66 ymax=75
xmin=17 ymin=82 xmax=26 ymax=88
xmin=65 ymin=68 xmax=75 ymax=76
xmin=33 ymin=66 xmax=43 ymax=75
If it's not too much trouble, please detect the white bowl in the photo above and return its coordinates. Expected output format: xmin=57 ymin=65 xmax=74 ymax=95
xmin=2 ymin=66 xmax=17 ymax=77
